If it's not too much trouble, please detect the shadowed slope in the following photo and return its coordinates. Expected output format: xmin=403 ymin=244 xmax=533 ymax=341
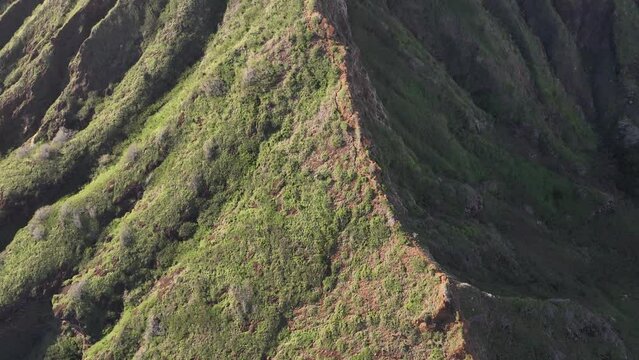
xmin=0 ymin=0 xmax=42 ymax=50
xmin=347 ymin=0 xmax=639 ymax=357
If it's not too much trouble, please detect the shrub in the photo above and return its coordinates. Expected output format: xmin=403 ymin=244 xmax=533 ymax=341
xmin=189 ymin=174 xmax=206 ymax=196
xmin=154 ymin=126 xmax=171 ymax=147
xmin=203 ymin=138 xmax=220 ymax=160
xmin=52 ymin=127 xmax=76 ymax=145
xmin=71 ymin=211 xmax=83 ymax=230
xmin=33 ymin=206 xmax=53 ymax=223
xmin=36 ymin=143 xmax=57 ymax=160
xmin=30 ymin=225 xmax=47 ymax=240
xmin=124 ymin=144 xmax=141 ymax=164
xmin=43 ymin=335 xmax=82 ymax=360
xmin=200 ymin=77 xmax=227 ymax=97
xmin=143 ymin=314 xmax=164 ymax=342
xmin=241 ymin=61 xmax=282 ymax=91
xmin=119 ymin=224 xmax=134 ymax=247
xmin=230 ymin=282 xmax=254 ymax=321
xmin=428 ymin=348 xmax=445 ymax=360
xmin=29 ymin=206 xmax=53 ymax=240
xmin=85 ymin=205 xmax=98 ymax=220
xmin=178 ymin=222 xmax=197 ymax=240
xmin=15 ymin=143 xmax=34 ymax=159
xmin=331 ymin=134 xmax=345 ymax=148
xmin=98 ymin=154 xmax=112 ymax=167
xmin=242 ymin=67 xmax=259 ymax=87
xmin=57 ymin=203 xmax=87 ymax=230
xmin=67 ymin=278 xmax=87 ymax=302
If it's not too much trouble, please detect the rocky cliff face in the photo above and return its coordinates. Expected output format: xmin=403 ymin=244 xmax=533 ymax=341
xmin=0 ymin=0 xmax=637 ymax=359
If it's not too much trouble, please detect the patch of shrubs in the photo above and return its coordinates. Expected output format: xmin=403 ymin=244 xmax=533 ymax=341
xmin=26 ymin=127 xmax=77 ymax=161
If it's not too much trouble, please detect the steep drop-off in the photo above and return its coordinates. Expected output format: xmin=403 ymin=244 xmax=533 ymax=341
xmin=0 ymin=0 xmax=638 ymax=359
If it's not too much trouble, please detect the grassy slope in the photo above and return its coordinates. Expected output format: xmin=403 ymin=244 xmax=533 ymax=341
xmin=0 ymin=0 xmax=467 ymax=359
xmin=78 ymin=2 xmax=467 ymax=359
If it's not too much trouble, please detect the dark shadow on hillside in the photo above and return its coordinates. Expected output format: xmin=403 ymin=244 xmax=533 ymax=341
xmin=0 ymin=298 xmax=59 ymax=360
xmin=0 ymin=0 xmax=43 ymax=50
xmin=344 ymin=0 xmax=639 ymax=355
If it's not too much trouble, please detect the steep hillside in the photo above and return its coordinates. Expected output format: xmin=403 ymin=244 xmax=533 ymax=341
xmin=0 ymin=0 xmax=637 ymax=359
xmin=346 ymin=0 xmax=639 ymax=356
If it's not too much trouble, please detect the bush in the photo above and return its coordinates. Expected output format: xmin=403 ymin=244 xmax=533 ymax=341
xmin=36 ymin=143 xmax=57 ymax=160
xmin=72 ymin=211 xmax=83 ymax=229
xmin=242 ymin=67 xmax=260 ymax=87
xmin=241 ymin=61 xmax=282 ymax=91
xmin=119 ymin=224 xmax=134 ymax=247
xmin=15 ymin=143 xmax=34 ymax=159
xmin=29 ymin=206 xmax=53 ymax=240
xmin=59 ymin=203 xmax=83 ymax=229
xmin=124 ymin=144 xmax=141 ymax=164
xmin=154 ymin=126 xmax=171 ymax=147
xmin=178 ymin=222 xmax=197 ymax=240
xmin=67 ymin=278 xmax=87 ymax=302
xmin=230 ymin=282 xmax=254 ymax=321
xmin=52 ymin=127 xmax=76 ymax=145
xmin=200 ymin=77 xmax=227 ymax=97
xmin=144 ymin=314 xmax=164 ymax=341
xmin=43 ymin=335 xmax=82 ymax=360
xmin=203 ymin=138 xmax=220 ymax=160
xmin=30 ymin=225 xmax=47 ymax=240
xmin=98 ymin=154 xmax=112 ymax=167
xmin=33 ymin=206 xmax=53 ymax=222
xmin=189 ymin=174 xmax=206 ymax=196
xmin=85 ymin=205 xmax=98 ymax=220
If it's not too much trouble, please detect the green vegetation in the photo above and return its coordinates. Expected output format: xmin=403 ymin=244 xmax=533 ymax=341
xmin=348 ymin=0 xmax=639 ymax=356
xmin=0 ymin=0 xmax=466 ymax=358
